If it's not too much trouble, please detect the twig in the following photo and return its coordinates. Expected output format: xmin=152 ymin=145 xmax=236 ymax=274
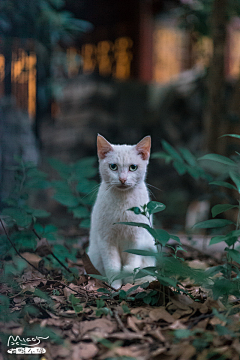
xmin=32 ymin=228 xmax=73 ymax=274
xmin=113 ymin=310 xmax=129 ymax=333
xmin=0 ymin=218 xmax=45 ymax=275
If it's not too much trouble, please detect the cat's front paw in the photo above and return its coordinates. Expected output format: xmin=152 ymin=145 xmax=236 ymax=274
xmin=111 ymin=279 xmax=122 ymax=290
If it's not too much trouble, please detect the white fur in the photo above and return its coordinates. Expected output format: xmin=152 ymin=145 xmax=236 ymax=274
xmin=88 ymin=137 xmax=155 ymax=289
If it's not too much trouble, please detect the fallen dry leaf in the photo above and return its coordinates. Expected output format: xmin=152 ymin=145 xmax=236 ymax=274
xmin=149 ymin=307 xmax=176 ymax=323
xmin=72 ymin=342 xmax=98 ymax=360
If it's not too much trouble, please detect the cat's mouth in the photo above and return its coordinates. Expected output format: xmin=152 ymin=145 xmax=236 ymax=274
xmin=116 ymin=184 xmax=132 ymax=190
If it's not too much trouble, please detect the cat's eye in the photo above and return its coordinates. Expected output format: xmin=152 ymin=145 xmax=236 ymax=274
xmin=109 ymin=164 xmax=118 ymax=171
xmin=129 ymin=164 xmax=138 ymax=172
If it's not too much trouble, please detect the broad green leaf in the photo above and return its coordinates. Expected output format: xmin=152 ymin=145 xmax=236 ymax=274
xmin=209 ymin=235 xmax=226 ymax=246
xmin=210 ymin=181 xmax=237 ymax=191
xmin=116 ymin=222 xmax=156 ymax=238
xmin=226 ymin=249 xmax=240 ymax=264
xmin=76 ymin=179 xmax=98 ymax=194
xmin=53 ymin=193 xmax=79 ymax=207
xmin=220 ymin=134 xmax=240 ymax=140
xmin=173 ymin=160 xmax=187 ymax=175
xmin=80 ymin=218 xmax=91 ymax=228
xmin=211 ymin=204 xmax=237 ymax=218
xmin=74 ymin=157 xmax=97 ymax=179
xmin=162 ymin=140 xmax=183 ymax=162
xmin=88 ymin=274 xmax=108 ymax=282
xmin=72 ymin=206 xmax=89 ymax=219
xmin=151 ymin=151 xmax=172 ymax=163
xmin=229 ymin=171 xmax=240 ymax=194
xmin=193 ymin=219 xmax=234 ymax=229
xmin=147 ymin=201 xmax=166 ymax=214
xmin=31 ymin=209 xmax=51 ymax=218
xmin=124 ymin=249 xmax=157 ymax=257
xmin=174 ymin=329 xmax=192 ymax=339
xmin=154 ymin=229 xmax=170 ymax=246
xmin=170 ymin=234 xmax=181 ymax=244
xmin=179 ymin=147 xmax=197 ymax=166
xmin=117 ymin=222 xmax=170 ymax=246
xmin=48 ymin=158 xmax=71 ymax=178
xmin=156 ymin=274 xmax=177 ymax=287
xmin=128 ymin=207 xmax=142 ymax=215
xmin=2 ymin=208 xmax=32 ymax=228
xmin=198 ymin=154 xmax=236 ymax=166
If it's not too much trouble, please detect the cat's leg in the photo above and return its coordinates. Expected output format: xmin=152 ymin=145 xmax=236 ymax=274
xmin=88 ymin=240 xmax=105 ymax=276
xmin=100 ymin=243 xmax=122 ymax=289
xmin=121 ymin=252 xmax=143 ymax=284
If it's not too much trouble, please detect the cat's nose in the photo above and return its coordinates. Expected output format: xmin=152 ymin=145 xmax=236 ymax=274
xmin=119 ymin=178 xmax=127 ymax=184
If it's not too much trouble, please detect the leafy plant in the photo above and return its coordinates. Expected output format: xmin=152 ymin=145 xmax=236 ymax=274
xmin=49 ymin=156 xmax=98 ymax=228
xmin=154 ymin=135 xmax=240 ymax=301
xmin=116 ymin=200 xmax=207 ymax=292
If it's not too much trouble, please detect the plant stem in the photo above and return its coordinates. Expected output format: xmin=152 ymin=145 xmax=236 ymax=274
xmin=0 ymin=218 xmax=45 ymax=275
xmin=32 ymin=228 xmax=73 ymax=275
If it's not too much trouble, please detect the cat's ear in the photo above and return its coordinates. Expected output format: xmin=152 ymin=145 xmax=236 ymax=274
xmin=136 ymin=136 xmax=151 ymax=160
xmin=97 ymin=134 xmax=113 ymax=159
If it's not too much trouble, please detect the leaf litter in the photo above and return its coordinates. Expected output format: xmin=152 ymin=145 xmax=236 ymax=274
xmin=1 ymin=236 xmax=240 ymax=360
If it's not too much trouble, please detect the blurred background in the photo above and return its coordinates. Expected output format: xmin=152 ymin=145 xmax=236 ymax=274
xmin=1 ymin=0 xmax=240 ymax=229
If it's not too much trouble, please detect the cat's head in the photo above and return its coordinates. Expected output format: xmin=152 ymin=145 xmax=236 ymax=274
xmin=97 ymin=134 xmax=151 ymax=191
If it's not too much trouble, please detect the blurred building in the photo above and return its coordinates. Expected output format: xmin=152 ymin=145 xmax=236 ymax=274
xmin=1 ymin=0 xmax=240 ymax=121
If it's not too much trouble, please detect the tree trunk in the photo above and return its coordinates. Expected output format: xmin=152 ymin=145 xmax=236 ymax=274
xmin=205 ymin=0 xmax=228 ymax=154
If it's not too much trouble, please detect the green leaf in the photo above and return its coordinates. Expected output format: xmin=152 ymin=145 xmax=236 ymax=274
xmin=179 ymin=147 xmax=197 ymax=166
xmin=48 ymin=158 xmax=71 ymax=178
xmin=193 ymin=219 xmax=234 ymax=229
xmin=220 ymin=134 xmax=240 ymax=140
xmin=124 ymin=249 xmax=157 ymax=257
xmin=154 ymin=229 xmax=170 ymax=246
xmin=151 ymin=152 xmax=172 ymax=163
xmin=96 ymin=298 xmax=105 ymax=308
xmin=209 ymin=235 xmax=226 ymax=246
xmin=72 ymin=206 xmax=90 ymax=219
xmin=229 ymin=171 xmax=240 ymax=194
xmin=34 ymin=289 xmax=54 ymax=307
xmin=198 ymin=154 xmax=236 ymax=166
xmin=88 ymin=274 xmax=108 ymax=282
xmin=122 ymin=304 xmax=130 ymax=314
xmin=117 ymin=222 xmax=170 ymax=246
xmin=128 ymin=207 xmax=142 ymax=215
xmin=31 ymin=209 xmax=51 ymax=218
xmin=162 ymin=140 xmax=183 ymax=162
xmin=80 ymin=218 xmax=91 ymax=228
xmin=53 ymin=193 xmax=79 ymax=207
xmin=147 ymin=201 xmax=166 ymax=214
xmin=76 ymin=179 xmax=98 ymax=194
xmin=174 ymin=329 xmax=192 ymax=339
xmin=210 ymin=181 xmax=237 ymax=191
xmin=211 ymin=204 xmax=238 ymax=218
xmin=2 ymin=208 xmax=32 ymax=228
xmin=173 ymin=160 xmax=187 ymax=175
xmin=226 ymin=249 xmax=240 ymax=264
xmin=74 ymin=157 xmax=97 ymax=178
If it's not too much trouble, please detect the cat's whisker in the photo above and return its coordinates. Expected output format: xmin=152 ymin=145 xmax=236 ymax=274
xmin=80 ymin=184 xmax=100 ymax=200
xmin=146 ymin=183 xmax=162 ymax=192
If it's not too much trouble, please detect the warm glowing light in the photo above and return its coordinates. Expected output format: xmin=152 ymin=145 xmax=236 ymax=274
xmin=81 ymin=44 xmax=97 ymax=73
xmin=0 ymin=55 xmax=4 ymax=81
xmin=113 ymin=37 xmax=133 ymax=79
xmin=10 ymin=49 xmax=36 ymax=119
xmin=27 ymin=52 xmax=37 ymax=119
xmin=153 ymin=26 xmax=185 ymax=83
xmin=97 ymin=40 xmax=113 ymax=76
xmin=228 ymin=29 xmax=240 ymax=78
xmin=80 ymin=37 xmax=133 ymax=79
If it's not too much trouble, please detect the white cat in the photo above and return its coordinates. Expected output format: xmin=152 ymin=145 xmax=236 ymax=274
xmin=88 ymin=134 xmax=156 ymax=289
